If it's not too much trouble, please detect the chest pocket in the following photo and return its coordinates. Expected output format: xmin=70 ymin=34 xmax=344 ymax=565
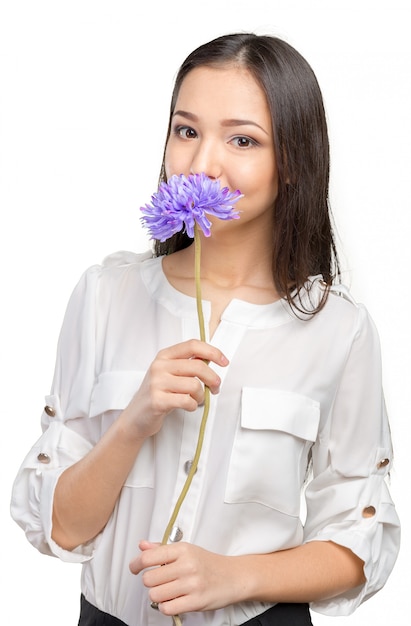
xmin=89 ymin=370 xmax=155 ymax=489
xmin=225 ymin=388 xmax=320 ymax=516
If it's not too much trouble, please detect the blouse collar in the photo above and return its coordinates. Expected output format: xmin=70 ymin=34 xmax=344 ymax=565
xmin=140 ymin=255 xmax=304 ymax=329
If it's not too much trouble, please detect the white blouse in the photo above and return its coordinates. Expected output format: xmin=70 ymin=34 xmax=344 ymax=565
xmin=11 ymin=251 xmax=400 ymax=626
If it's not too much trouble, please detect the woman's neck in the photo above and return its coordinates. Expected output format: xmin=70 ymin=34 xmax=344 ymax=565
xmin=162 ymin=229 xmax=279 ymax=339
xmin=163 ymin=227 xmax=278 ymax=301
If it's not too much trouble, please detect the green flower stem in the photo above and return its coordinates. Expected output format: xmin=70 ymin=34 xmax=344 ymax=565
xmin=160 ymin=390 xmax=210 ymax=546
xmin=159 ymin=225 xmax=210 ymax=626
xmin=194 ymin=223 xmax=206 ymax=343
xmin=161 ymin=224 xmax=209 ymax=544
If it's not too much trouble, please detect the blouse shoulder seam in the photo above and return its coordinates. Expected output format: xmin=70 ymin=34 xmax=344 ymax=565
xmin=101 ymin=249 xmax=153 ymax=269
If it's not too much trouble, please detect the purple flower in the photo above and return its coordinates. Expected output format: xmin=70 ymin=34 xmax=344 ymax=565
xmin=140 ymin=173 xmax=242 ymax=241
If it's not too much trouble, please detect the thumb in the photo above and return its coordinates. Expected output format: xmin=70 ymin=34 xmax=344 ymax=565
xmin=139 ymin=539 xmax=161 ymax=551
xmin=129 ymin=540 xmax=161 ymax=574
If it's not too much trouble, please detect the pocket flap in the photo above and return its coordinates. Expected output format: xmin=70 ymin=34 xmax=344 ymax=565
xmin=241 ymin=387 xmax=320 ymax=442
xmin=89 ymin=370 xmax=146 ymax=418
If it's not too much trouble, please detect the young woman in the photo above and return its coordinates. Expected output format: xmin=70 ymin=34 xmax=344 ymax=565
xmin=11 ymin=33 xmax=400 ymax=626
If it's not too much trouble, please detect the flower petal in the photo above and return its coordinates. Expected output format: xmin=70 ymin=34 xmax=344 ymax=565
xmin=140 ymin=173 xmax=243 ymax=240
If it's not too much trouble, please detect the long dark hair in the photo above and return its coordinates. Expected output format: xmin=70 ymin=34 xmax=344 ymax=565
xmin=154 ymin=33 xmax=340 ymax=315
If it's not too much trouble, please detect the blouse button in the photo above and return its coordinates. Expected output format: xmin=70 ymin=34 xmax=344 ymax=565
xmin=37 ymin=452 xmax=51 ymax=464
xmin=184 ymin=460 xmax=196 ymax=475
xmin=44 ymin=405 xmax=56 ymax=417
xmin=377 ymin=458 xmax=390 ymax=469
xmin=169 ymin=526 xmax=183 ymax=542
xmin=362 ymin=505 xmax=376 ymax=518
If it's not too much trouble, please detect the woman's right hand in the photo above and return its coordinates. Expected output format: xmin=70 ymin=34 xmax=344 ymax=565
xmin=120 ymin=339 xmax=229 ymax=441
xmin=52 ymin=340 xmax=228 ymax=550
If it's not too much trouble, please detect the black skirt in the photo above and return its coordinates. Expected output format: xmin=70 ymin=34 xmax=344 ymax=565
xmin=241 ymin=602 xmax=313 ymax=625
xmin=78 ymin=595 xmax=128 ymax=625
xmin=78 ymin=594 xmax=313 ymax=625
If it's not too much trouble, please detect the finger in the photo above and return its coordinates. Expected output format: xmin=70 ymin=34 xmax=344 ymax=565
xmin=156 ymin=595 xmax=194 ymax=618
xmin=150 ymin=361 xmax=220 ymax=399
xmin=159 ymin=339 xmax=229 ymax=368
xmin=139 ymin=540 xmax=160 ymax=551
xmin=149 ymin=579 xmax=184 ymax=609
xmin=171 ymin=368 xmax=219 ymax=396
xmin=149 ymin=386 xmax=202 ymax=414
xmin=129 ymin=541 xmax=172 ymax=575
xmin=166 ymin=360 xmax=222 ymax=394
xmin=143 ymin=561 xmax=179 ymax=589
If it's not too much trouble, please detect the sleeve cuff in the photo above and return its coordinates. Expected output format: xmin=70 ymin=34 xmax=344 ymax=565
xmin=306 ymin=500 xmax=400 ymax=615
xmin=40 ymin=467 xmax=96 ymax=563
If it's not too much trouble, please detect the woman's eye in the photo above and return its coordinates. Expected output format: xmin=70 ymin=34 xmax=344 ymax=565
xmin=232 ymin=136 xmax=256 ymax=148
xmin=175 ymin=126 xmax=197 ymax=139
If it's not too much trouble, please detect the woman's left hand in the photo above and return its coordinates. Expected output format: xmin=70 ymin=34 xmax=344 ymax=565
xmin=130 ymin=538 xmax=366 ymax=614
xmin=129 ymin=540 xmax=243 ymax=616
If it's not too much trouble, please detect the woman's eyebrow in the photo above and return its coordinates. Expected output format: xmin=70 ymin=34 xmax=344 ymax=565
xmin=221 ymin=118 xmax=269 ymax=135
xmin=173 ymin=110 xmax=269 ymax=135
xmin=173 ymin=110 xmax=198 ymax=122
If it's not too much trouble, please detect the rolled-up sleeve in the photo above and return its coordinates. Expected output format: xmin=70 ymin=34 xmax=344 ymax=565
xmin=304 ymin=305 xmax=400 ymax=615
xmin=10 ymin=264 xmax=101 ymax=562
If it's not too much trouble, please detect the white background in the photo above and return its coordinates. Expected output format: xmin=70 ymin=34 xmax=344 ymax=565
xmin=1 ymin=1 xmax=410 ymax=624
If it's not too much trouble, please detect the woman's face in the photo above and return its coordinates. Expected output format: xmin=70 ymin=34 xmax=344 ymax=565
xmin=164 ymin=65 xmax=278 ymax=235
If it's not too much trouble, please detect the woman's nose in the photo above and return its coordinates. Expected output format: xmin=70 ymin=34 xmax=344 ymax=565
xmin=189 ymin=140 xmax=222 ymax=180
